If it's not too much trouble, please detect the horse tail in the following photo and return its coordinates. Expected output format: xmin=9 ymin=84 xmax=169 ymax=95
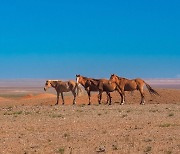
xmin=145 ymin=82 xmax=160 ymax=96
xmin=75 ymin=83 xmax=82 ymax=96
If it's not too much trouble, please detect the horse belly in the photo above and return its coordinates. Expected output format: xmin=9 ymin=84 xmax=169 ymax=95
xmin=103 ymin=85 xmax=114 ymax=92
xmin=90 ymin=86 xmax=99 ymax=91
xmin=124 ymin=84 xmax=137 ymax=91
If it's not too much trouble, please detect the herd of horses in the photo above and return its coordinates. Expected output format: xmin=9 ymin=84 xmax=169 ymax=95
xmin=44 ymin=74 xmax=160 ymax=105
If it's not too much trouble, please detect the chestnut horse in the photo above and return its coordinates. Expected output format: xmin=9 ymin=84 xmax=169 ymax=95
xmin=44 ymin=80 xmax=81 ymax=105
xmin=109 ymin=74 xmax=160 ymax=105
xmin=90 ymin=78 xmax=123 ymax=105
xmin=76 ymin=75 xmax=122 ymax=105
xmin=76 ymin=75 xmax=111 ymax=105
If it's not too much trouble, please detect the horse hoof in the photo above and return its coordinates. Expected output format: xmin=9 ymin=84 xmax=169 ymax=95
xmin=55 ymin=103 xmax=58 ymax=105
xmin=108 ymin=103 xmax=111 ymax=106
xmin=88 ymin=103 xmax=91 ymax=105
xmin=120 ymin=103 xmax=124 ymax=105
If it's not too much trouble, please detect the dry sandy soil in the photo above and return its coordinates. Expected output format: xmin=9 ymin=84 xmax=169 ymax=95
xmin=0 ymin=87 xmax=180 ymax=154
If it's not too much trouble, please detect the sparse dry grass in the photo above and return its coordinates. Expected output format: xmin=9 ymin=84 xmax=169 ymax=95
xmin=0 ymin=88 xmax=180 ymax=153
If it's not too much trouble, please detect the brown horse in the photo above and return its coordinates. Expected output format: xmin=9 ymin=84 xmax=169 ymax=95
xmin=76 ymin=75 xmax=122 ymax=105
xmin=90 ymin=78 xmax=123 ymax=105
xmin=109 ymin=74 xmax=160 ymax=105
xmin=44 ymin=80 xmax=81 ymax=105
xmin=76 ymin=75 xmax=111 ymax=105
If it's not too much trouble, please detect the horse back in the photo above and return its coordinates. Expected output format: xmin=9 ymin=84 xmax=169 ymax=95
xmin=101 ymin=80 xmax=117 ymax=92
xmin=68 ymin=80 xmax=76 ymax=87
xmin=122 ymin=79 xmax=138 ymax=91
xmin=94 ymin=79 xmax=116 ymax=92
xmin=57 ymin=80 xmax=76 ymax=92
xmin=85 ymin=79 xmax=99 ymax=91
xmin=124 ymin=78 xmax=144 ymax=91
xmin=86 ymin=78 xmax=108 ymax=91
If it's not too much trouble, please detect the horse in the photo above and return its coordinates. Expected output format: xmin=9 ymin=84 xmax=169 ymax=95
xmin=44 ymin=80 xmax=81 ymax=105
xmin=76 ymin=75 xmax=111 ymax=105
xmin=109 ymin=74 xmax=160 ymax=105
xmin=90 ymin=78 xmax=123 ymax=105
xmin=76 ymin=74 xmax=122 ymax=105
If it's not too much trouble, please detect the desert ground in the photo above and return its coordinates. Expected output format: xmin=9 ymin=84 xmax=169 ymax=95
xmin=0 ymin=79 xmax=180 ymax=154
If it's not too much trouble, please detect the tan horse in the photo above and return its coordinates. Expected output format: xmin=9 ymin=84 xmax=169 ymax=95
xmin=76 ymin=75 xmax=111 ymax=105
xmin=44 ymin=80 xmax=81 ymax=105
xmin=109 ymin=74 xmax=160 ymax=105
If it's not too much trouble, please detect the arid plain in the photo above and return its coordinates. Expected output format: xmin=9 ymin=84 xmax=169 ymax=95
xmin=0 ymin=79 xmax=180 ymax=153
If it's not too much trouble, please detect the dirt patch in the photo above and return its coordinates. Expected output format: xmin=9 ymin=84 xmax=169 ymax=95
xmin=0 ymin=88 xmax=179 ymax=153
xmin=21 ymin=93 xmax=56 ymax=100
xmin=21 ymin=94 xmax=34 ymax=99
xmin=0 ymin=97 xmax=11 ymax=102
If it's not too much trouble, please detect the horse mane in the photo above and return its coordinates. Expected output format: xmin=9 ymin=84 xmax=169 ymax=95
xmin=81 ymin=76 xmax=100 ymax=81
xmin=115 ymin=75 xmax=127 ymax=80
xmin=82 ymin=76 xmax=90 ymax=80
xmin=92 ymin=78 xmax=101 ymax=81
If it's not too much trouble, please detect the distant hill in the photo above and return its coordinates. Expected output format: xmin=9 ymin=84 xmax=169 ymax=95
xmin=0 ymin=78 xmax=179 ymax=89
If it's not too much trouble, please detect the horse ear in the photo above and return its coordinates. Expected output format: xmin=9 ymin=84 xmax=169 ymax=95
xmin=76 ymin=74 xmax=80 ymax=77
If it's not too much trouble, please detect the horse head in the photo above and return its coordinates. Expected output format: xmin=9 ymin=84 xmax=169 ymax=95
xmin=76 ymin=74 xmax=85 ymax=85
xmin=110 ymin=74 xmax=118 ymax=81
xmin=76 ymin=74 xmax=80 ymax=83
xmin=44 ymin=80 xmax=59 ymax=91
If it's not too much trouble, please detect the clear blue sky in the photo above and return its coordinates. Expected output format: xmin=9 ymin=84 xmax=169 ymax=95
xmin=0 ymin=0 xmax=180 ymax=79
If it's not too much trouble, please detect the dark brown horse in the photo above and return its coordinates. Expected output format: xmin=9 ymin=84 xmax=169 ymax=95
xmin=76 ymin=75 xmax=122 ymax=105
xmin=109 ymin=74 xmax=160 ymax=105
xmin=44 ymin=80 xmax=81 ymax=105
xmin=76 ymin=75 xmax=111 ymax=105
xmin=90 ymin=78 xmax=123 ymax=105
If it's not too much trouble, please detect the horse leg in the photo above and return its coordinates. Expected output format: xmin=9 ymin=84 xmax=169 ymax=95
xmin=117 ymin=90 xmax=124 ymax=105
xmin=121 ymin=90 xmax=125 ymax=105
xmin=107 ymin=92 xmax=112 ymax=105
xmin=61 ymin=92 xmax=65 ymax=105
xmin=139 ymin=88 xmax=145 ymax=105
xmin=55 ymin=92 xmax=59 ymax=105
xmin=87 ymin=91 xmax=91 ymax=105
xmin=98 ymin=91 xmax=102 ymax=105
xmin=72 ymin=90 xmax=76 ymax=105
xmin=106 ymin=93 xmax=109 ymax=104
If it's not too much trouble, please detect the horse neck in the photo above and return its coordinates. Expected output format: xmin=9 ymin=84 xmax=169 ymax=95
xmin=108 ymin=79 xmax=117 ymax=86
xmin=79 ymin=77 xmax=88 ymax=87
xmin=109 ymin=78 xmax=117 ymax=84
xmin=110 ymin=80 xmax=118 ymax=89
xmin=117 ymin=77 xmax=129 ymax=85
